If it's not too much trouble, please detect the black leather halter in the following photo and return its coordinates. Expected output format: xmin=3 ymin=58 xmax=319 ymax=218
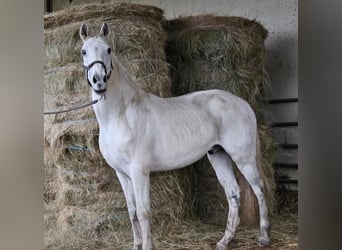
xmin=83 ymin=60 xmax=113 ymax=87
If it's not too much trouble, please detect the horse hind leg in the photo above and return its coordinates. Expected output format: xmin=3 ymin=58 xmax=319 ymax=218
xmin=230 ymin=154 xmax=271 ymax=246
xmin=207 ymin=145 xmax=241 ymax=250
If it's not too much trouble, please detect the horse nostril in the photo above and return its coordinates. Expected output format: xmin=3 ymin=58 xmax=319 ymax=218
xmin=93 ymin=76 xmax=97 ymax=83
xmin=103 ymin=76 xmax=107 ymax=83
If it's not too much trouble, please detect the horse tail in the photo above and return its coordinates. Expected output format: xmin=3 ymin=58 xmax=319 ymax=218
xmin=255 ymin=131 xmax=274 ymax=213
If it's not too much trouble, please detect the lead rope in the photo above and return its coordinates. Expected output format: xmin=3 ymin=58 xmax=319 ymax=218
xmin=44 ymin=59 xmax=111 ymax=115
xmin=43 ymin=94 xmax=104 ymax=115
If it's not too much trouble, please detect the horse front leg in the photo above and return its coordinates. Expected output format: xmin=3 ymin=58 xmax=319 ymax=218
xmin=116 ymin=171 xmax=143 ymax=250
xmin=131 ymin=168 xmax=154 ymax=250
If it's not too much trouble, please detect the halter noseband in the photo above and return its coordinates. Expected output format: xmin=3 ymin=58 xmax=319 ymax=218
xmin=83 ymin=60 xmax=113 ymax=88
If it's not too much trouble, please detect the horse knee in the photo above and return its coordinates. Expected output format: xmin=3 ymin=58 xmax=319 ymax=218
xmin=136 ymin=207 xmax=150 ymax=221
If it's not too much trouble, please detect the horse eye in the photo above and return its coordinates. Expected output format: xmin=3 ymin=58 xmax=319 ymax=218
xmin=81 ymin=49 xmax=86 ymax=55
xmin=107 ymin=48 xmax=111 ymax=54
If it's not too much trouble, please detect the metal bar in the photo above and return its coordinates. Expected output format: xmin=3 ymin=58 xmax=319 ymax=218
xmin=276 ymin=179 xmax=298 ymax=184
xmin=273 ymin=163 xmax=298 ymax=169
xmin=267 ymin=98 xmax=298 ymax=104
xmin=45 ymin=0 xmax=52 ymax=12
xmin=277 ymin=143 xmax=298 ymax=149
xmin=270 ymin=121 xmax=298 ymax=127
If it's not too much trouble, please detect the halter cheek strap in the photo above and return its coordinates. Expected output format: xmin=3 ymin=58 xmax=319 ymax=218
xmin=83 ymin=60 xmax=113 ymax=87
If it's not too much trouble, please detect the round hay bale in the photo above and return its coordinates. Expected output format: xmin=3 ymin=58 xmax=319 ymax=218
xmin=44 ymin=3 xmax=164 ymax=29
xmin=165 ymin=15 xmax=276 ymax=226
xmin=44 ymin=65 xmax=86 ymax=95
xmin=45 ymin=118 xmax=122 ymax=211
xmin=44 ymin=3 xmax=171 ymax=98
xmin=44 ymin=145 xmax=58 ymax=203
xmin=44 ymin=4 xmax=191 ymax=248
xmin=165 ymin=14 xmax=268 ymax=117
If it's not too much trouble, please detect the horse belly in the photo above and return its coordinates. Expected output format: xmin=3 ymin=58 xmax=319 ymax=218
xmin=152 ymin=120 xmax=218 ymax=171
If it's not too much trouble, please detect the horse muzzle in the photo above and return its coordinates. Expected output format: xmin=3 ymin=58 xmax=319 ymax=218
xmin=83 ymin=60 xmax=112 ymax=93
xmin=94 ymin=87 xmax=107 ymax=94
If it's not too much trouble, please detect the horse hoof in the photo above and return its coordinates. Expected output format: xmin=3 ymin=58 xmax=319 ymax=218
xmin=258 ymin=236 xmax=271 ymax=247
xmin=215 ymin=242 xmax=228 ymax=250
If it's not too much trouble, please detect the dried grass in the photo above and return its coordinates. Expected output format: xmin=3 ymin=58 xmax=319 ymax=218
xmin=165 ymin=14 xmax=268 ymax=117
xmin=44 ymin=3 xmax=164 ymax=29
xmin=44 ymin=3 xmax=171 ymax=98
xmin=45 ymin=210 xmax=297 ymax=250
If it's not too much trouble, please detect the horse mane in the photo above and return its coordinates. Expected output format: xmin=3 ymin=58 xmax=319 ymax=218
xmin=111 ymin=55 xmax=149 ymax=93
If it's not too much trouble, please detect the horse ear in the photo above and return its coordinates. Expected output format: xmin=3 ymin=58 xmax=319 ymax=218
xmin=100 ymin=23 xmax=110 ymax=37
xmin=80 ymin=23 xmax=88 ymax=41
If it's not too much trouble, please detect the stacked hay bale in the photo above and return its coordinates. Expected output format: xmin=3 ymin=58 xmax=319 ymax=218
xmin=44 ymin=3 xmax=190 ymax=249
xmin=165 ymin=15 xmax=276 ymax=226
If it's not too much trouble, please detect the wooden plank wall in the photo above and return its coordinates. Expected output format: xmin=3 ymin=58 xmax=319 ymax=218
xmin=265 ymin=99 xmax=298 ymax=191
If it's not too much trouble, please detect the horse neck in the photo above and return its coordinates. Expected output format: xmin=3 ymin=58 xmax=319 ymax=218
xmin=92 ymin=60 xmax=140 ymax=126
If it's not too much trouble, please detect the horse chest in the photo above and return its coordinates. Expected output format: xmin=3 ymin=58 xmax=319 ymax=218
xmin=98 ymin=126 xmax=134 ymax=172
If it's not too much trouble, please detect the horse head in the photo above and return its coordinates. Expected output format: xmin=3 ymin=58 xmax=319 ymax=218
xmin=79 ymin=23 xmax=113 ymax=94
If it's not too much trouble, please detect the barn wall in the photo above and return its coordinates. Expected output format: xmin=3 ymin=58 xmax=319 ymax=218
xmin=45 ymin=0 xmax=298 ymax=190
